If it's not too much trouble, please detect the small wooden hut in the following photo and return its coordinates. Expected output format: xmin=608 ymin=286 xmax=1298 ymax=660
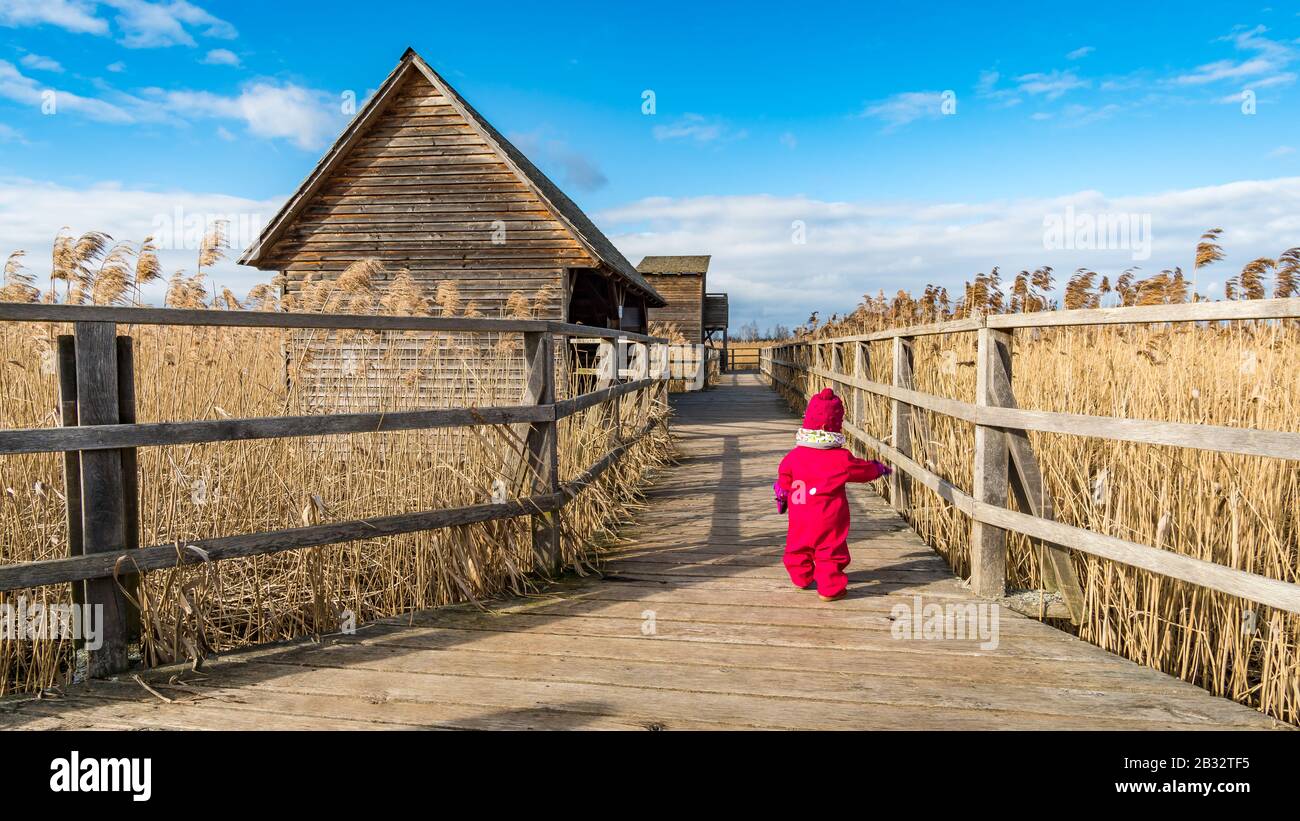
xmin=636 ymin=256 xmax=712 ymax=343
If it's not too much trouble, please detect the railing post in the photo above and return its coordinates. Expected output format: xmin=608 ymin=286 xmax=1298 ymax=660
xmin=523 ymin=331 xmax=560 ymax=571
xmin=889 ymin=336 xmax=914 ymax=514
xmin=852 ymin=341 xmax=868 ymax=433
xmin=596 ymin=337 xmax=620 ymax=443
xmin=829 ymin=342 xmax=843 ymax=398
xmin=972 ymin=326 xmax=1010 ymax=597
xmin=73 ymin=321 xmax=131 ymax=676
xmin=115 ymin=336 xmax=143 ymax=642
xmin=648 ymin=342 xmax=670 ymax=428
xmin=629 ymin=341 xmax=649 ymax=429
xmin=56 ymin=336 xmax=84 ymax=646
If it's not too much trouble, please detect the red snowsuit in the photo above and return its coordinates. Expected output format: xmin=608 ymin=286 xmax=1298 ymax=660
xmin=777 ymin=389 xmax=889 ymax=597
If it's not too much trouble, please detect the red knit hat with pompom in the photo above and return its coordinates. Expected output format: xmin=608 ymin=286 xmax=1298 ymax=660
xmin=802 ymin=388 xmax=844 ymax=432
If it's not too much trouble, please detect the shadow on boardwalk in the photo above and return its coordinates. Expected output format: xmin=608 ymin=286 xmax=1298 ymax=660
xmin=0 ymin=374 xmax=1287 ymax=730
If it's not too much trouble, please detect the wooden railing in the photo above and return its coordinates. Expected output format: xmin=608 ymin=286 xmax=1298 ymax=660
xmin=724 ymin=346 xmax=761 ymax=371
xmin=0 ymin=303 xmax=671 ymax=676
xmin=760 ymin=297 xmax=1300 ymax=617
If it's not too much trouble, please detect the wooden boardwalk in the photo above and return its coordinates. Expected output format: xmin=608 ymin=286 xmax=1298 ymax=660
xmin=0 ymin=373 xmax=1286 ymax=730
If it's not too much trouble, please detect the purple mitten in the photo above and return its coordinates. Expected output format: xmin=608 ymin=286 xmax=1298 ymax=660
xmin=773 ymin=481 xmax=789 ymax=514
xmin=872 ymin=460 xmax=893 ymax=478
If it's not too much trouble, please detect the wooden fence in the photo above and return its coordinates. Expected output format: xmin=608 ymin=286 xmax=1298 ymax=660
xmin=722 ymin=346 xmax=762 ymax=371
xmin=0 ymin=303 xmax=670 ymax=677
xmin=761 ymin=297 xmax=1300 ymax=618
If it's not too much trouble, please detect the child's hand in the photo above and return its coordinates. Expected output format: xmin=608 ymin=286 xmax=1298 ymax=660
xmin=772 ymin=481 xmax=789 ymax=514
xmin=872 ymin=460 xmax=893 ymax=478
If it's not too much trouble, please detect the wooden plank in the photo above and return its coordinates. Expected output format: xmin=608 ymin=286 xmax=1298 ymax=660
xmin=851 ymin=341 xmax=867 ymax=431
xmin=0 ymin=302 xmax=549 ymax=333
xmin=333 ymin=619 xmax=1232 ymax=696
xmin=988 ymin=296 xmax=1300 ymax=329
xmin=56 ymin=335 xmax=85 ymax=638
xmin=0 ymin=492 xmax=563 ymax=592
xmin=73 ymin=322 xmax=130 ymax=676
xmin=553 ymin=377 xmax=653 ymax=418
xmin=889 ymin=336 xmax=913 ymax=513
xmin=0 ymin=403 xmax=554 ymax=455
xmin=971 ymin=328 xmax=1010 ymax=598
xmin=100 ymin=654 xmax=1250 ymax=731
xmin=779 ymin=296 xmax=1300 ymax=344
xmin=240 ymin=639 xmax=1273 ymax=728
xmin=115 ymin=336 xmax=143 ymax=642
xmin=974 ymin=500 xmax=1300 ymax=615
xmin=522 ymin=332 xmax=560 ymax=570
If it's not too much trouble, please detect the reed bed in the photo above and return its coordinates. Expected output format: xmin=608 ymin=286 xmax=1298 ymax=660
xmin=767 ymin=240 xmax=1299 ymax=724
xmin=0 ymin=239 xmax=673 ymax=695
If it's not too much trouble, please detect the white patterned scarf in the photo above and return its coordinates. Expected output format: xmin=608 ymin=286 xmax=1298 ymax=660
xmin=795 ymin=428 xmax=845 ymax=449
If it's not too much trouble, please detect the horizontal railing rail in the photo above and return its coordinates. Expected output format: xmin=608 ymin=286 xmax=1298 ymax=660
xmin=0 ymin=304 xmax=672 ymax=677
xmin=798 ymin=295 xmax=1300 ymax=342
xmin=0 ymin=302 xmax=667 ymax=344
xmin=766 ymin=359 xmax=1300 ymax=461
xmin=760 ymin=296 xmax=1300 ymax=616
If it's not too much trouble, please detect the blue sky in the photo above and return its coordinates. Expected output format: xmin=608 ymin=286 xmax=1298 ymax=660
xmin=2 ymin=0 xmax=1298 ymax=330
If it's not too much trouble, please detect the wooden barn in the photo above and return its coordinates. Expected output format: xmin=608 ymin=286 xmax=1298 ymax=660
xmin=636 ymin=255 xmax=728 ymax=345
xmin=239 ymin=47 xmax=664 ymax=333
xmin=236 ymin=48 xmax=666 ymax=411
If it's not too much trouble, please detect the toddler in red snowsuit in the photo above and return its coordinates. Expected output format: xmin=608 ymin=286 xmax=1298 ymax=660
xmin=775 ymin=388 xmax=891 ymax=601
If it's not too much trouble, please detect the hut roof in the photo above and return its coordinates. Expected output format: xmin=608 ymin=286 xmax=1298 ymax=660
xmin=239 ymin=48 xmax=664 ymax=307
xmin=636 ymin=255 xmax=712 ymax=275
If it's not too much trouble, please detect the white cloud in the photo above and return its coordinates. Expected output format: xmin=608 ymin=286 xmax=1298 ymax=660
xmin=158 ymin=82 xmax=342 ymax=149
xmin=652 ymin=113 xmax=745 ymax=143
xmin=107 ymin=61 xmax=126 ymax=72
xmin=0 ymin=0 xmax=107 ymax=35
xmin=975 ymin=70 xmax=1024 ymax=108
xmin=19 ymin=53 xmax=65 ymax=73
xmin=0 ymin=57 xmax=339 ymax=148
xmin=597 ymin=178 xmax=1300 ymax=328
xmin=1015 ymin=70 xmax=1088 ymax=100
xmin=0 ymin=1 xmax=236 ymax=48
xmin=779 ymin=131 xmax=797 ymax=150
xmin=1059 ymin=102 xmax=1123 ymax=125
xmin=1066 ymin=46 xmax=1095 ymax=60
xmin=201 ymin=48 xmax=240 ymax=67
xmin=1269 ymin=145 xmax=1295 ymax=157
xmin=0 ymin=59 xmax=137 ymax=123
xmin=105 ymin=0 xmax=237 ymax=48
xmin=0 ymin=178 xmax=283 ymax=302
xmin=859 ymin=91 xmax=947 ymax=130
xmin=0 ymin=123 xmax=25 ymax=142
xmin=1175 ymin=25 xmax=1295 ymax=87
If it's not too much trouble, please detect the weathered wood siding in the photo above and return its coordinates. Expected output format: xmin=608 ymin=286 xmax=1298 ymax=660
xmin=259 ymin=71 xmax=595 ymax=319
xmin=644 ymin=274 xmax=704 ymax=343
xmin=703 ymin=294 xmax=728 ymax=332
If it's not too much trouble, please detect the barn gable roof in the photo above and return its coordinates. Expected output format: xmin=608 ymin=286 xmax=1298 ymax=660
xmin=636 ymin=255 xmax=711 ymax=275
xmin=239 ymin=48 xmax=665 ymax=307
